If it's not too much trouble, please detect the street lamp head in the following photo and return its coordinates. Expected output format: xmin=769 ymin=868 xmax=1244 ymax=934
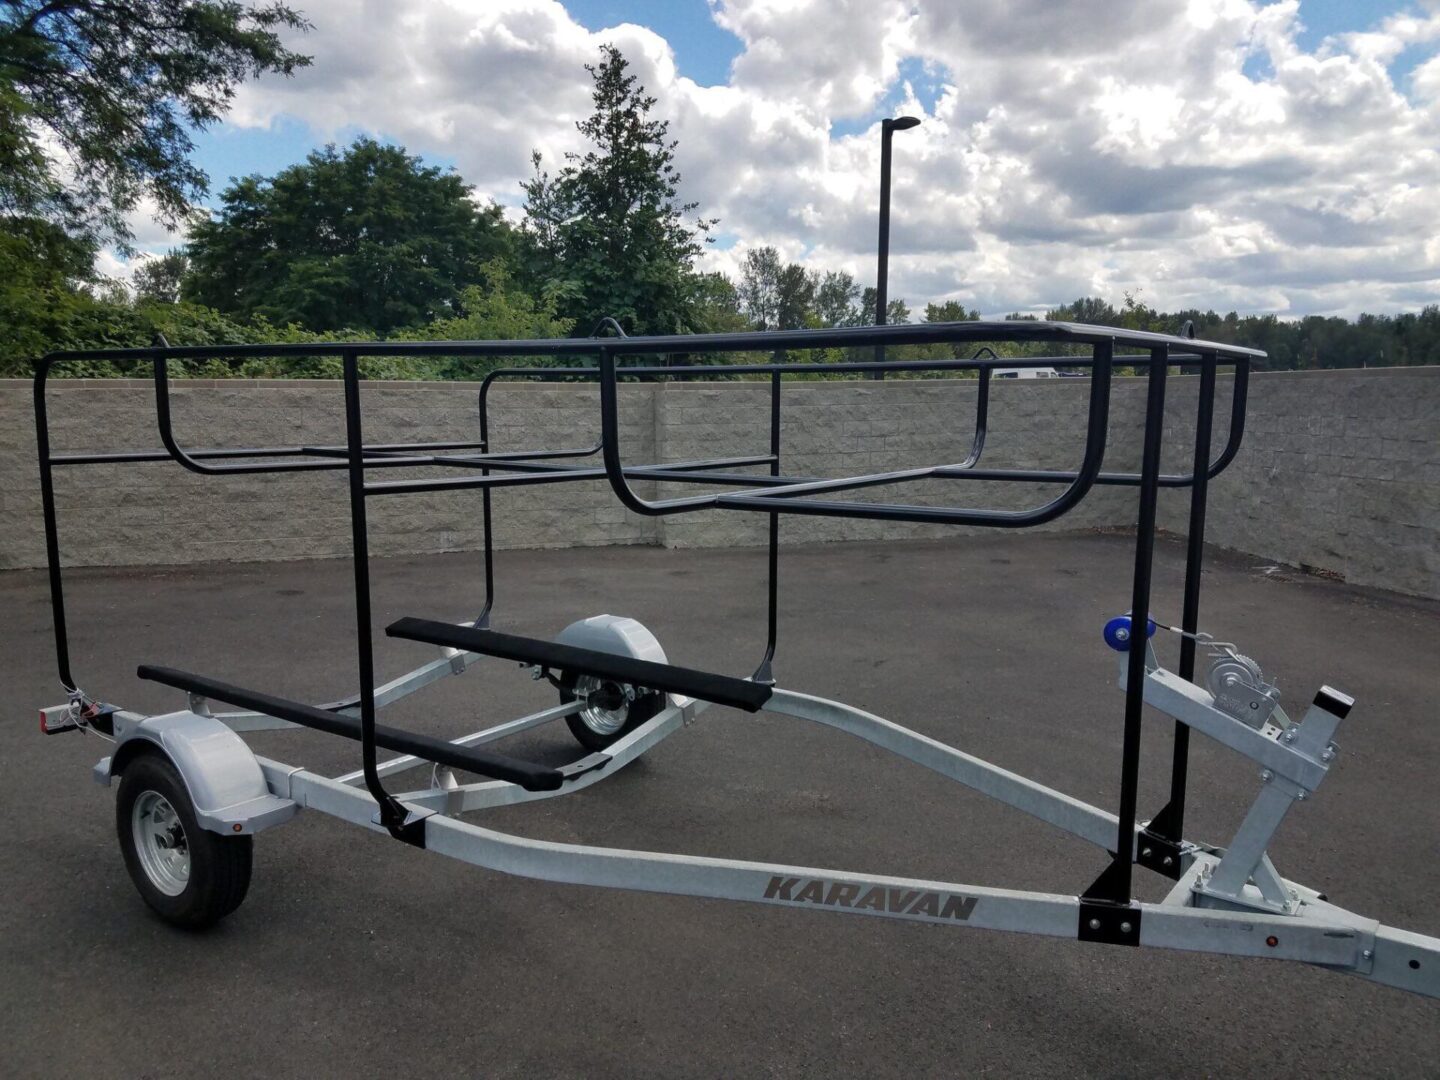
xmin=886 ymin=115 xmax=922 ymax=132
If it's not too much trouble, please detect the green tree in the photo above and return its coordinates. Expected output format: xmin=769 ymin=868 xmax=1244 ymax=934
xmin=393 ymin=259 xmax=573 ymax=378
xmin=924 ymin=300 xmax=980 ymax=324
xmin=737 ymin=246 xmax=782 ymax=329
xmin=1047 ymin=296 xmax=1120 ymax=326
xmin=774 ymin=263 xmax=816 ymax=330
xmin=184 ymin=138 xmax=513 ymax=334
xmin=132 ymin=250 xmax=189 ymax=304
xmin=861 ymin=286 xmax=909 ymax=325
xmin=687 ymin=271 xmax=748 ymax=335
xmin=0 ymin=215 xmax=98 ymax=367
xmin=738 ymin=247 xmax=820 ymax=330
xmin=521 ymin=44 xmax=715 ymax=335
xmin=815 ymin=270 xmax=863 ymax=327
xmin=0 ymin=0 xmax=310 ymax=248
xmin=911 ymin=300 xmax=981 ymax=360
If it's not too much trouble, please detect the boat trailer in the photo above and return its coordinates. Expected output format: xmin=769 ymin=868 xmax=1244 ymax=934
xmin=31 ymin=320 xmax=1439 ymax=999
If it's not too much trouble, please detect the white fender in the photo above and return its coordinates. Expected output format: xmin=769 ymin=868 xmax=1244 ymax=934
xmin=555 ymin=614 xmax=686 ymax=707
xmin=95 ymin=711 xmax=298 ymax=835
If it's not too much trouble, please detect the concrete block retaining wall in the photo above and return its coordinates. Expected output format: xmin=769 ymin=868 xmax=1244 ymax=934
xmin=2 ymin=366 xmax=1435 ymax=597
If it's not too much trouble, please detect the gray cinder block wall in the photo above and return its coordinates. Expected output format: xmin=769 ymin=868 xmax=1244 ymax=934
xmin=0 ymin=379 xmax=660 ymax=567
xmin=1160 ymin=367 xmax=1439 ymax=597
xmin=1 ymin=367 xmax=1435 ymax=597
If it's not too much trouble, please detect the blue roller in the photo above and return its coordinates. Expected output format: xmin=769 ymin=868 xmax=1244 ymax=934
xmin=1103 ymin=614 xmax=1156 ymax=652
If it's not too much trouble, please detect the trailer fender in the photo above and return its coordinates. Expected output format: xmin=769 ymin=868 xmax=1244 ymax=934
xmin=94 ymin=711 xmax=298 ymax=836
xmin=556 ymin=614 xmax=686 ymax=705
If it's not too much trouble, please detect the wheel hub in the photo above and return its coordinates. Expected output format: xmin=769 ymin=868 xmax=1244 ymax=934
xmin=575 ymin=675 xmax=631 ymax=736
xmin=132 ymin=790 xmax=190 ymax=897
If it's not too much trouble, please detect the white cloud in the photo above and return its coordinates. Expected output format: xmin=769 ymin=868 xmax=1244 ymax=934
xmin=116 ymin=0 xmax=1440 ymax=317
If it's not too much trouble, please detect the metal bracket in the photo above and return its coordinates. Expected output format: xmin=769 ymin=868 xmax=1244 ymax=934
xmin=1078 ymin=899 xmax=1143 ymax=945
xmin=1135 ymin=828 xmax=1184 ymax=880
xmin=1078 ymin=855 xmax=1143 ymax=945
xmin=556 ymin=753 xmax=612 ymax=781
xmin=374 ymin=799 xmax=434 ymax=848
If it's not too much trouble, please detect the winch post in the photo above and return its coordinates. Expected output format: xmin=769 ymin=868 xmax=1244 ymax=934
xmin=1202 ymin=690 xmax=1351 ymax=905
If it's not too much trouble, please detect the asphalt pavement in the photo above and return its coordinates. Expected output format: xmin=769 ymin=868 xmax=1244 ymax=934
xmin=2 ymin=533 xmax=1437 ymax=1077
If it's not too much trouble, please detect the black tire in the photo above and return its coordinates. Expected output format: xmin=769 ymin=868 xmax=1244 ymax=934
xmin=559 ymin=672 xmax=664 ymax=752
xmin=115 ymin=752 xmax=252 ymax=929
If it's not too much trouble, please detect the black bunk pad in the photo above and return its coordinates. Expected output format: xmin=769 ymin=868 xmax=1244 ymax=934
xmin=136 ymin=664 xmax=566 ymax=791
xmin=386 ymin=617 xmax=774 ymax=713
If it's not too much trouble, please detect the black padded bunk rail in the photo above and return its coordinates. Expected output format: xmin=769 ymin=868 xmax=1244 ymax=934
xmin=386 ymin=618 xmax=774 ymax=713
xmin=136 ymin=665 xmax=571 ymax=791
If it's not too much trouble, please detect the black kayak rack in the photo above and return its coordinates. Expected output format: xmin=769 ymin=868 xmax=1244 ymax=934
xmin=35 ymin=319 xmax=1257 ymax=907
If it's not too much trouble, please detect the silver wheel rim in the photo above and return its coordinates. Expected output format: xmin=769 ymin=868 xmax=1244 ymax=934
xmin=132 ymin=790 xmax=190 ymax=897
xmin=575 ymin=674 xmax=629 ymax=736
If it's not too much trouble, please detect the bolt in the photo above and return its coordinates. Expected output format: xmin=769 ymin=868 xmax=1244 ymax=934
xmin=1260 ymin=769 xmax=1273 ymax=782
xmin=1296 ymin=791 xmax=1307 ymax=801
xmin=1283 ymin=729 xmax=1296 ymax=742
xmin=1142 ymin=847 xmax=1152 ymax=859
xmin=1363 ymin=949 xmax=1374 ymax=961
xmin=1088 ymin=918 xmax=1102 ymax=931
xmin=1120 ymin=921 xmax=1133 ymax=934
xmin=1321 ymin=750 xmax=1334 ymax=763
xmin=1163 ymin=856 xmax=1174 ymax=867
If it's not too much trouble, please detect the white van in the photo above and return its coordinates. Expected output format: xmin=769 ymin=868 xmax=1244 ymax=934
xmin=993 ymin=367 xmax=1060 ymax=379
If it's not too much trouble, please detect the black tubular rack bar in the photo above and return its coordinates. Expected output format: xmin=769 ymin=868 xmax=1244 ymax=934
xmin=136 ymin=665 xmax=580 ymax=791
xmin=386 ymin=618 xmax=774 ymax=712
xmin=34 ymin=319 xmax=1258 ymax=881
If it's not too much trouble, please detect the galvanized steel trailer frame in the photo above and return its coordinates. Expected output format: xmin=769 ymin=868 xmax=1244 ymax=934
xmin=31 ymin=320 xmax=1439 ymax=999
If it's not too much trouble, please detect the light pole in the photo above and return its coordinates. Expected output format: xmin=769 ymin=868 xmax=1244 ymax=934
xmin=872 ymin=114 xmax=920 ymax=378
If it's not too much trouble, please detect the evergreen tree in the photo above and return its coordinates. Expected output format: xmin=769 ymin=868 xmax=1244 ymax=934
xmin=521 ymin=45 xmax=714 ymax=335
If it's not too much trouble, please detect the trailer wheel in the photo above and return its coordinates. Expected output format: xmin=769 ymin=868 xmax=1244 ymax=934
xmin=115 ymin=752 xmax=252 ymax=929
xmin=559 ymin=673 xmax=663 ymax=752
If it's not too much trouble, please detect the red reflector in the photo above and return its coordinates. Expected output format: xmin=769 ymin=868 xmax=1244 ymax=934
xmin=39 ymin=710 xmax=47 ymax=734
xmin=232 ymin=823 xmax=243 ymax=832
xmin=1266 ymin=936 xmax=1279 ymax=948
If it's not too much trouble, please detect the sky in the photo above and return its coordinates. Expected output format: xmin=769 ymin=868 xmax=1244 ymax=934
xmin=111 ymin=0 xmax=1440 ymax=319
